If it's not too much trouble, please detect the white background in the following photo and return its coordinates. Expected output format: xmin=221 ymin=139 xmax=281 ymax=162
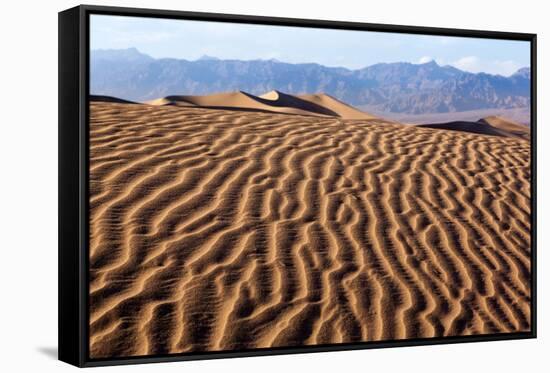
xmin=0 ymin=0 xmax=547 ymax=371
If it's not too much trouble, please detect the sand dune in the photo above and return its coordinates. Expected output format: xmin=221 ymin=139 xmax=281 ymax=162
xmin=360 ymin=107 xmax=531 ymax=126
xmin=147 ymin=90 xmax=377 ymax=119
xmin=90 ymin=95 xmax=139 ymax=104
xmin=296 ymin=93 xmax=378 ymax=120
xmin=147 ymin=91 xmax=331 ymax=116
xmin=418 ymin=116 xmax=530 ymax=140
xmin=256 ymin=90 xmax=340 ymax=117
xmin=479 ymin=116 xmax=531 ymax=140
xmin=89 ymin=99 xmax=531 ymax=359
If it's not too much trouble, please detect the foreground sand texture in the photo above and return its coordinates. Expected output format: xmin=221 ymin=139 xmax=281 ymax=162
xmin=89 ymin=100 xmax=531 ymax=358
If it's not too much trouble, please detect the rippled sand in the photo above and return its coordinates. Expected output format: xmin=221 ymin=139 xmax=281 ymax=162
xmin=88 ymin=101 xmax=531 ymax=358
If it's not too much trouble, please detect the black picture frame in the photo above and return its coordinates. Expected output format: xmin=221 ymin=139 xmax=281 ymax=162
xmin=59 ymin=4 xmax=537 ymax=367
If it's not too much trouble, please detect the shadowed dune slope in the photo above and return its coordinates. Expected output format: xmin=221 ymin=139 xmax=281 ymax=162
xmin=418 ymin=116 xmax=530 ymax=140
xmin=297 ymin=93 xmax=378 ymax=120
xmin=417 ymin=121 xmax=511 ymax=138
xmin=479 ymin=116 xmax=531 ymax=140
xmin=89 ymin=101 xmax=531 ymax=359
xmin=147 ymin=90 xmax=377 ymax=119
xmin=256 ymin=90 xmax=339 ymax=117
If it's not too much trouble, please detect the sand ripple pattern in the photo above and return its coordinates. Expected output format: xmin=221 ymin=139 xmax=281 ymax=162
xmin=89 ymin=102 xmax=531 ymax=358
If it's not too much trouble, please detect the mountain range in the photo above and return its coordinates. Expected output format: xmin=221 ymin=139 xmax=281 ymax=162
xmin=90 ymin=48 xmax=530 ymax=117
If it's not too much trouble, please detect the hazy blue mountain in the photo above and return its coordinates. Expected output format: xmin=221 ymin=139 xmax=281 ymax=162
xmin=197 ymin=55 xmax=221 ymax=61
xmin=91 ymin=47 xmax=154 ymax=64
xmin=512 ymin=67 xmax=531 ymax=79
xmin=90 ymin=48 xmax=530 ymax=115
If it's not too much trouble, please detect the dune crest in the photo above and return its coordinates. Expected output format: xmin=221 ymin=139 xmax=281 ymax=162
xmin=90 ymin=95 xmax=139 ymax=104
xmin=297 ymin=93 xmax=378 ymax=120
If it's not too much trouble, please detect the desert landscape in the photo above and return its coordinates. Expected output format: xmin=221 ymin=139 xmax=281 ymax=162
xmin=88 ymin=91 xmax=531 ymax=358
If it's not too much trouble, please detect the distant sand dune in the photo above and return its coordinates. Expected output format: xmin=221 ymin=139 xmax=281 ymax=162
xmin=418 ymin=116 xmax=531 ymax=140
xmin=147 ymin=90 xmax=377 ymax=120
xmin=296 ymin=92 xmax=378 ymax=120
xmin=360 ymin=107 xmax=531 ymax=126
xmin=89 ymin=95 xmax=139 ymax=104
xmin=89 ymin=100 xmax=531 ymax=359
xmin=479 ymin=116 xmax=531 ymax=140
xmin=256 ymin=90 xmax=340 ymax=117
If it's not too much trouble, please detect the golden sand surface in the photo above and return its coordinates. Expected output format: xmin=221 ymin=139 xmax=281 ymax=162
xmin=88 ymin=99 xmax=531 ymax=358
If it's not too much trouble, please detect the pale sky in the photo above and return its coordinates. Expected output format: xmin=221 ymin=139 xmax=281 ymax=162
xmin=91 ymin=15 xmax=530 ymax=76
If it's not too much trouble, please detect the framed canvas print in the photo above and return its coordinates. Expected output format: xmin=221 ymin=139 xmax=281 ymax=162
xmin=58 ymin=4 xmax=536 ymax=367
